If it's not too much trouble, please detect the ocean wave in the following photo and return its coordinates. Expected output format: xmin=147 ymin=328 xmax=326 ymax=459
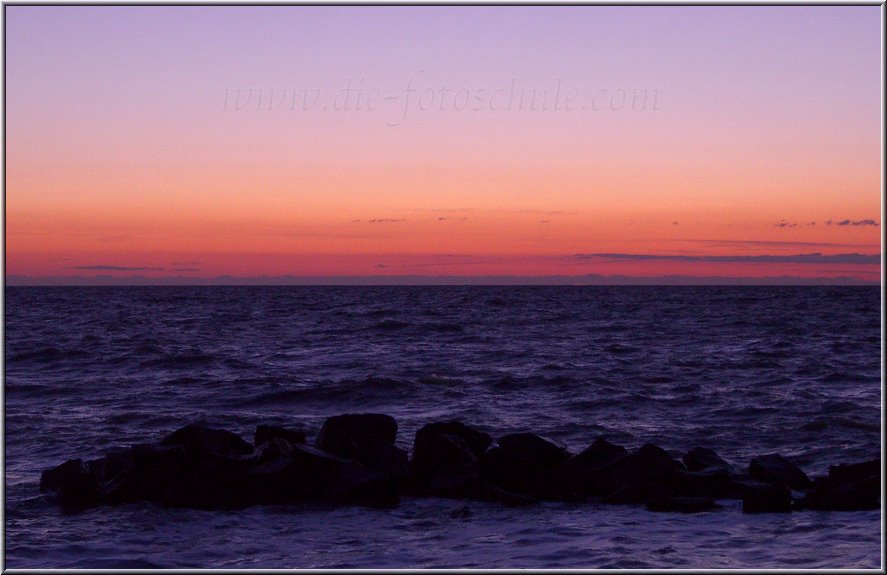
xmin=8 ymin=347 xmax=89 ymax=363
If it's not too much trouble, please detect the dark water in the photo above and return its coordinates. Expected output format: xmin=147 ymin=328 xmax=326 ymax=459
xmin=3 ymin=285 xmax=882 ymax=568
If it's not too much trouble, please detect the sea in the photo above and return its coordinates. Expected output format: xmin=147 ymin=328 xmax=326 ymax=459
xmin=3 ymin=285 xmax=882 ymax=568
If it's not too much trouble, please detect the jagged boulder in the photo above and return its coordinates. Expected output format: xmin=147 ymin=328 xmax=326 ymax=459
xmin=749 ymin=454 xmax=811 ymax=490
xmin=480 ymin=433 xmax=571 ymax=500
xmin=557 ymin=438 xmax=628 ymax=498
xmin=683 ymin=447 xmax=732 ymax=473
xmin=39 ymin=459 xmax=99 ymax=509
xmin=742 ymin=483 xmax=792 ymax=513
xmin=249 ymin=442 xmax=398 ymax=508
xmin=254 ymin=424 xmax=307 ymax=447
xmin=475 ymin=482 xmax=539 ymax=507
xmin=675 ymin=467 xmax=736 ymax=499
xmin=316 ymin=414 xmax=408 ymax=486
xmin=160 ymin=424 xmax=254 ymax=460
xmin=795 ymin=459 xmax=880 ymax=511
xmin=410 ymin=421 xmax=492 ymax=497
xmin=796 ymin=478 xmax=878 ymax=511
xmin=316 ymin=414 xmax=398 ymax=453
xmin=38 ymin=420 xmax=877 ymax=516
xmin=597 ymin=443 xmax=687 ymax=504
xmin=829 ymin=459 xmax=880 ymax=483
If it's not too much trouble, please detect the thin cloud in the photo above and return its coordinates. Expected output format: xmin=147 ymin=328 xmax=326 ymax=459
xmin=574 ymin=253 xmax=880 ymax=265
xmin=825 ymin=219 xmax=879 ymax=227
xmin=368 ymin=218 xmax=404 ymax=224
xmin=838 ymin=219 xmax=878 ymax=226
xmin=504 ymin=209 xmax=577 ymax=216
xmin=70 ymin=265 xmax=164 ymax=271
xmin=678 ymin=239 xmax=878 ymax=249
xmin=411 ymin=207 xmax=475 ymax=213
xmin=774 ymin=220 xmax=798 ymax=228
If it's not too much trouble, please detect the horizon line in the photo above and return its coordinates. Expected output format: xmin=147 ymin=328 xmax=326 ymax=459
xmin=5 ymin=273 xmax=880 ymax=287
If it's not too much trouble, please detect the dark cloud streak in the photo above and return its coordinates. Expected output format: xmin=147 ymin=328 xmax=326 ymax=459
xmin=70 ymin=265 xmax=164 ymax=271
xmin=575 ymin=253 xmax=880 ymax=265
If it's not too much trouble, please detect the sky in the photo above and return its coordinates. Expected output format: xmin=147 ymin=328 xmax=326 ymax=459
xmin=4 ymin=6 xmax=882 ymax=284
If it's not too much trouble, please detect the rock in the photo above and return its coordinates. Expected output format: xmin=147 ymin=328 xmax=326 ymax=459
xmin=315 ymin=414 xmax=408 ymax=486
xmin=322 ymin=461 xmax=399 ymax=509
xmin=254 ymin=436 xmax=294 ymax=465
xmin=683 ymin=447 xmax=731 ymax=473
xmin=145 ymin=441 xmax=251 ymax=510
xmin=129 ymin=443 xmax=189 ymax=497
xmin=160 ymin=424 xmax=254 ymax=460
xmin=605 ymin=481 xmax=672 ymax=504
xmin=597 ymin=443 xmax=687 ymax=504
xmin=44 ymin=420 xmax=876 ymax=515
xmin=749 ymin=454 xmax=811 ymax=491
xmin=796 ymin=463 xmax=879 ymax=512
xmin=558 ymin=438 xmax=628 ymax=497
xmin=675 ymin=468 xmax=736 ymax=499
xmin=476 ymin=483 xmax=539 ymax=507
xmin=353 ymin=440 xmax=410 ymax=488
xmin=496 ymin=433 xmax=570 ymax=467
xmin=480 ymin=433 xmax=571 ymax=500
xmin=741 ymin=483 xmax=792 ymax=513
xmin=647 ymin=495 xmax=721 ymax=513
xmin=410 ymin=421 xmax=492 ymax=498
xmin=85 ymin=448 xmax=136 ymax=504
xmin=828 ymin=459 xmax=880 ymax=483
xmin=316 ymin=413 xmax=398 ymax=454
xmin=39 ymin=459 xmax=99 ymax=508
xmin=250 ymin=442 xmax=398 ymax=508
xmin=254 ymin=424 xmax=306 ymax=447
xmin=417 ymin=421 xmax=493 ymax=458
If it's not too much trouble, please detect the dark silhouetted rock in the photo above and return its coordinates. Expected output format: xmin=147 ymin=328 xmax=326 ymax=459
xmin=250 ymin=442 xmax=398 ymax=508
xmin=323 ymin=461 xmax=400 ymax=509
xmin=795 ymin=461 xmax=879 ymax=512
xmin=683 ymin=447 xmax=731 ymax=473
xmin=647 ymin=495 xmax=721 ymax=513
xmin=796 ymin=479 xmax=878 ymax=511
xmin=410 ymin=421 xmax=492 ymax=497
xmin=315 ymin=414 xmax=408 ymax=486
xmin=742 ymin=483 xmax=792 ymax=513
xmin=39 ymin=459 xmax=99 ymax=508
xmin=675 ymin=468 xmax=736 ymax=499
xmin=43 ymin=420 xmax=879 ymax=515
xmin=161 ymin=424 xmax=254 ymax=460
xmin=557 ymin=438 xmax=628 ymax=498
xmin=828 ymin=459 xmax=880 ymax=484
xmin=103 ymin=443 xmax=189 ymax=504
xmin=146 ymin=440 xmax=251 ymax=510
xmin=254 ymin=424 xmax=306 ymax=447
xmin=316 ymin=413 xmax=398 ymax=454
xmin=476 ymin=482 xmax=539 ymax=507
xmin=496 ymin=433 xmax=570 ymax=467
xmin=749 ymin=454 xmax=811 ymax=491
xmin=480 ymin=433 xmax=570 ymax=500
xmin=597 ymin=443 xmax=687 ymax=504
xmin=85 ymin=448 xmax=137 ymax=504
xmin=724 ymin=474 xmax=775 ymax=500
